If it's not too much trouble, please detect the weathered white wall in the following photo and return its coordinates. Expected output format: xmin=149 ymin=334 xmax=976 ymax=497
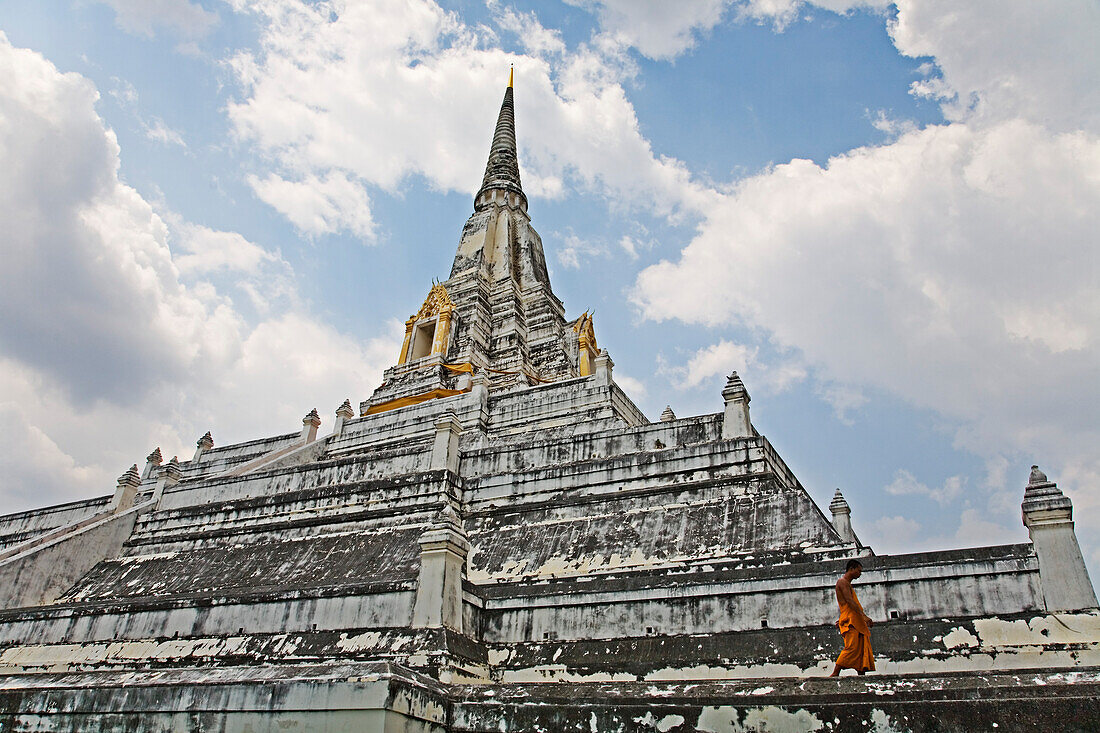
xmin=0 ymin=503 xmax=148 ymax=609
xmin=0 ymin=590 xmax=416 ymax=646
xmin=0 ymin=496 xmax=111 ymax=553
xmin=478 ymin=549 xmax=1043 ymax=643
xmin=0 ymin=663 xmax=449 ymax=732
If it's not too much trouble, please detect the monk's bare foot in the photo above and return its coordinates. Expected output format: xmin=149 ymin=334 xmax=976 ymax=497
xmin=857 ymin=670 xmax=867 ymax=676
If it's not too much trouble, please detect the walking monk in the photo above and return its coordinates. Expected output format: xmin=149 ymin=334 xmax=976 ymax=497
xmin=829 ymin=559 xmax=875 ymax=676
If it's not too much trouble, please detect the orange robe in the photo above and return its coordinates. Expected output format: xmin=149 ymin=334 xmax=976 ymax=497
xmin=835 ymin=586 xmax=875 ymax=672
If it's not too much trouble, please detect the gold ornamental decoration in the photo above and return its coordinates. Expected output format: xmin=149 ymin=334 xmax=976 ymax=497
xmin=414 ymin=283 xmax=455 ymax=321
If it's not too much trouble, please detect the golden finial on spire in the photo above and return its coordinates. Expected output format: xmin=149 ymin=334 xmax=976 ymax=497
xmin=509 ymin=64 xmax=514 ymax=88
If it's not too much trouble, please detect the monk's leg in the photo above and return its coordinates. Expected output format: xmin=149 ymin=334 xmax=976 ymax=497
xmin=834 ymin=629 xmax=861 ymax=673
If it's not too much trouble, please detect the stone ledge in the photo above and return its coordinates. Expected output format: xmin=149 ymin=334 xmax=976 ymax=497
xmin=450 ymin=667 xmax=1100 ymax=732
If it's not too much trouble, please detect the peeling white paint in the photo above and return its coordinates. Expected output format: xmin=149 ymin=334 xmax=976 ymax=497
xmin=698 ymin=705 xmax=825 ymax=732
xmin=941 ymin=627 xmax=979 ymax=649
xmin=336 ymin=631 xmax=383 ymax=652
xmin=870 ymin=708 xmax=910 ymax=732
xmin=634 ymin=712 xmax=688 ymax=731
xmin=973 ymin=612 xmax=1100 ymax=646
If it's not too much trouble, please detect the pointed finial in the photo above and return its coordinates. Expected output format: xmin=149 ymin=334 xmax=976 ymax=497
xmin=118 ymin=464 xmax=141 ymax=487
xmin=1022 ymin=464 xmax=1071 ymax=522
xmin=163 ymin=456 xmax=183 ymax=482
xmin=197 ymin=431 xmax=214 ymax=449
xmin=142 ymin=448 xmax=164 ymax=479
xmin=722 ymin=371 xmax=750 ymax=402
xmin=474 ymin=72 xmax=526 ymax=212
xmin=509 ymin=64 xmax=514 ymax=88
xmin=660 ymin=405 xmax=676 ymax=422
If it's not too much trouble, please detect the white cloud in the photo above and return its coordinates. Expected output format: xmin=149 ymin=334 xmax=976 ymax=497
xmin=249 ymin=172 xmax=376 ymax=241
xmin=618 ymin=235 xmax=639 ymax=259
xmin=614 ymin=373 xmax=647 ymax=398
xmin=109 ymin=78 xmax=187 ymax=148
xmin=868 ymin=109 xmax=917 ymax=140
xmin=556 ymin=233 xmax=607 ymax=269
xmin=737 ymin=0 xmax=889 ymax=31
xmin=566 ymin=0 xmax=731 ymax=60
xmin=142 ymin=117 xmax=187 ymax=147
xmin=634 ymin=120 xmax=1100 ymax=495
xmin=0 ymin=34 xmax=399 ymax=513
xmin=815 ymin=382 xmax=866 ymax=424
xmin=491 ymin=3 xmax=567 ymax=58
xmin=632 ymin=0 xmax=1100 ymax=569
xmin=889 ymin=0 xmax=1100 ymax=131
xmin=680 ymin=340 xmax=756 ymax=389
xmin=863 ymin=508 xmax=1016 ymax=555
xmin=884 ymin=469 xmax=965 ymax=506
xmin=93 ymin=0 xmax=218 ymax=39
xmin=225 ymin=0 xmax=715 ymax=238
xmin=667 ymin=340 xmax=811 ymax=399
xmin=862 ymin=506 xmax=1016 ymax=550
xmin=866 ymin=515 xmax=922 ymax=548
xmin=172 ymin=222 xmax=279 ymax=275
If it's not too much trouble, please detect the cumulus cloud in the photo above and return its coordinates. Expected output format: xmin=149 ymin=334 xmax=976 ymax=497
xmin=737 ymin=0 xmax=889 ymax=30
xmin=890 ymin=0 xmax=1100 ymax=131
xmin=863 ymin=508 xmax=1017 ymax=555
xmin=0 ymin=34 xmax=399 ymax=513
xmin=248 ymin=172 xmax=376 ymax=241
xmin=614 ymin=374 xmax=647 ymax=399
xmin=92 ymin=0 xmax=218 ymax=39
xmin=566 ymin=0 xmax=731 ymax=60
xmin=225 ymin=0 xmax=714 ymax=238
xmin=680 ymin=341 xmax=756 ymax=389
xmin=633 ymin=0 xmax=1100 ymax=564
xmin=142 ymin=117 xmax=187 ymax=147
xmin=556 ymin=233 xmax=607 ymax=269
xmin=665 ymin=339 xmax=810 ymax=398
xmin=0 ymin=36 xmax=239 ymax=404
xmin=884 ymin=469 xmax=965 ymax=506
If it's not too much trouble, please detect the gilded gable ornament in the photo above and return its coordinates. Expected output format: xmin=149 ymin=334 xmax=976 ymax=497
xmin=414 ymin=283 xmax=455 ymax=321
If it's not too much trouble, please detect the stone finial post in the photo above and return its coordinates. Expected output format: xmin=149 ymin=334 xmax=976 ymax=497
xmin=1022 ymin=465 xmax=1098 ymax=611
xmin=829 ymin=489 xmax=857 ymax=544
xmin=412 ymin=505 xmax=470 ymax=632
xmin=109 ymin=464 xmax=142 ymax=513
xmin=193 ymin=432 xmax=214 ymax=463
xmin=142 ymin=448 xmax=163 ymax=480
xmin=301 ymin=408 xmax=322 ymax=444
xmin=151 ymin=457 xmax=183 ymax=507
xmin=721 ymin=371 xmax=752 ymax=439
xmin=594 ymin=349 xmax=613 ymax=386
xmin=660 ymin=405 xmax=676 ymax=423
xmin=334 ymin=399 xmax=355 ymax=436
xmin=431 ymin=411 xmax=463 ymax=473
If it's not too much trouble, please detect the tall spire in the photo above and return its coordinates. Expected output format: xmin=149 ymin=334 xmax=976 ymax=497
xmin=475 ymin=69 xmax=526 ymax=212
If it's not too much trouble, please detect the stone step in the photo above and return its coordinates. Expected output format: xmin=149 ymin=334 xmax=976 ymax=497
xmin=2 ymin=663 xmax=1096 ymax=731
xmin=450 ymin=667 xmax=1100 ymax=732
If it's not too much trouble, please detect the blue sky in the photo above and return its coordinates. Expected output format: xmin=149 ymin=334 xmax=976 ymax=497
xmin=1 ymin=0 xmax=1098 ymax=579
